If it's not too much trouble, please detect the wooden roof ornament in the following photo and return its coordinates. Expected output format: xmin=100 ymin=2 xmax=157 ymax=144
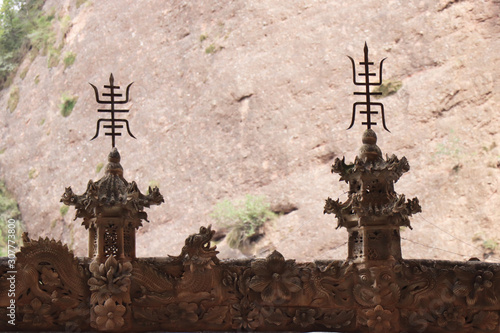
xmin=2 ymin=49 xmax=500 ymax=333
xmin=325 ymin=44 xmax=421 ymax=262
xmin=324 ymin=128 xmax=422 ymax=262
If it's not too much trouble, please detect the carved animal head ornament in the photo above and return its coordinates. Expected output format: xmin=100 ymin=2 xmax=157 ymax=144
xmin=354 ymin=266 xmax=400 ymax=307
xmin=173 ymin=225 xmax=220 ymax=271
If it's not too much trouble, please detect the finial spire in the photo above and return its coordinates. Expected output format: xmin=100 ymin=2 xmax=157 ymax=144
xmin=90 ymin=73 xmax=136 ymax=148
xmin=347 ymin=43 xmax=390 ymax=132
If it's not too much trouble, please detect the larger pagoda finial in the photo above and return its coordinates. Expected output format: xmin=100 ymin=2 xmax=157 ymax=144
xmin=347 ymin=42 xmax=390 ymax=132
xmin=90 ymin=73 xmax=136 ymax=148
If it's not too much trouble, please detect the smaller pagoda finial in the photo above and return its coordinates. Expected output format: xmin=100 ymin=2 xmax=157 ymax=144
xmin=106 ymin=147 xmax=123 ymax=177
xmin=347 ymin=43 xmax=390 ymax=132
xmin=359 ymin=128 xmax=382 ymax=162
xmin=90 ymin=74 xmax=136 ymax=148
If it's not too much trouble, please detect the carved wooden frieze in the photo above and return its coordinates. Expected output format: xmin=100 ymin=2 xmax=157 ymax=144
xmin=2 ymin=228 xmax=500 ymax=332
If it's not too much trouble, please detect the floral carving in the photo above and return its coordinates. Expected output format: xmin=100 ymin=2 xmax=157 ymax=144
xmin=40 ymin=267 xmax=60 ymax=287
xmin=453 ymin=266 xmax=497 ymax=305
xmin=230 ymin=299 xmax=261 ymax=330
xmin=359 ymin=305 xmax=396 ymax=333
xmin=10 ymin=222 xmax=500 ymax=333
xmin=88 ymin=256 xmax=132 ymax=330
xmin=293 ymin=308 xmax=317 ymax=327
xmin=471 ymin=311 xmax=498 ymax=331
xmin=9 ymin=237 xmax=500 ymax=333
xmin=22 ymin=298 xmax=52 ymax=327
xmin=88 ymin=256 xmax=132 ymax=305
xmin=321 ymin=309 xmax=355 ymax=329
xmin=94 ymin=298 xmax=126 ymax=331
xmin=261 ymin=307 xmax=291 ymax=326
xmin=249 ymin=251 xmax=302 ymax=303
xmin=434 ymin=304 xmax=466 ymax=331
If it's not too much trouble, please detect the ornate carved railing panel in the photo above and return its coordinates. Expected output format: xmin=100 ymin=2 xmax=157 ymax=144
xmin=3 ymin=232 xmax=500 ymax=332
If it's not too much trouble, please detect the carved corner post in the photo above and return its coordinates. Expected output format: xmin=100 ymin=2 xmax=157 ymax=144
xmin=61 ymin=148 xmax=164 ymax=331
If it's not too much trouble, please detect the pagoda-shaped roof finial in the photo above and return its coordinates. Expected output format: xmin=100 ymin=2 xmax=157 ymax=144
xmin=324 ymin=44 xmax=420 ymax=262
xmin=61 ymin=147 xmax=164 ymax=229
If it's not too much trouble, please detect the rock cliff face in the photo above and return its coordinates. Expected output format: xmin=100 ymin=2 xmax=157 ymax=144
xmin=0 ymin=0 xmax=498 ymax=260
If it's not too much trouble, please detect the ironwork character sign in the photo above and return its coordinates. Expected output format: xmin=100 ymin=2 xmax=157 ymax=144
xmin=90 ymin=73 xmax=136 ymax=148
xmin=347 ymin=42 xmax=390 ymax=132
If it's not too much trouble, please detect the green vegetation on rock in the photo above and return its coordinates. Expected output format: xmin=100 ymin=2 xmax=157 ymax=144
xmin=0 ymin=180 xmax=23 ymax=256
xmin=60 ymin=204 xmax=69 ymax=216
xmin=19 ymin=66 xmax=29 ymax=79
xmin=205 ymin=44 xmax=219 ymax=54
xmin=60 ymin=92 xmax=78 ymax=117
xmin=372 ymin=79 xmax=403 ymax=99
xmin=7 ymin=85 xmax=19 ymax=112
xmin=60 ymin=14 xmax=71 ymax=36
xmin=63 ymin=51 xmax=76 ymax=68
xmin=28 ymin=167 xmax=37 ymax=179
xmin=47 ymin=47 xmax=60 ymax=68
xmin=148 ymin=180 xmax=159 ymax=188
xmin=96 ymin=162 xmax=104 ymax=174
xmin=483 ymin=239 xmax=498 ymax=251
xmin=76 ymin=0 xmax=87 ymax=9
xmin=28 ymin=7 xmax=56 ymax=56
xmin=211 ymin=195 xmax=276 ymax=250
xmin=433 ymin=130 xmax=462 ymax=161
xmin=0 ymin=0 xmax=69 ymax=89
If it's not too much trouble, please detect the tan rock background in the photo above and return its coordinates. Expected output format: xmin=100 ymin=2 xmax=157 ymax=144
xmin=0 ymin=0 xmax=499 ymax=261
